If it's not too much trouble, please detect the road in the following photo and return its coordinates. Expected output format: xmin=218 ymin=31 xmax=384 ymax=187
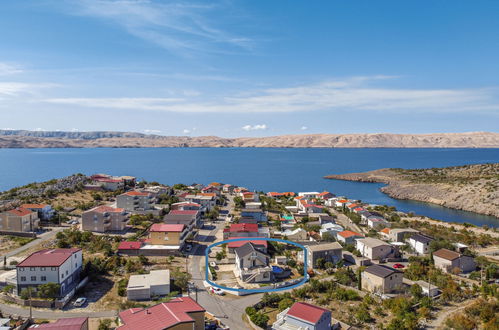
xmin=0 ymin=301 xmax=116 ymax=319
xmin=330 ymin=209 xmax=364 ymax=234
xmin=1 ymin=227 xmax=65 ymax=261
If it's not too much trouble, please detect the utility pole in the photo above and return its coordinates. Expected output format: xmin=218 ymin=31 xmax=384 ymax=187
xmin=28 ymin=286 xmax=33 ymax=320
xmin=195 ymin=285 xmax=198 ymax=302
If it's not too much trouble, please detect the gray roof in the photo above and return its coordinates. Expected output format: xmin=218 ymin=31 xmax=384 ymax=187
xmin=164 ymin=214 xmax=196 ymax=224
xmin=364 ymin=264 xmax=400 ymax=278
xmin=410 ymin=233 xmax=433 ymax=244
xmin=357 ymin=237 xmax=390 ymax=248
xmin=306 ymin=242 xmax=342 ymax=252
xmin=235 ymin=242 xmax=266 ymax=258
xmin=241 ymin=209 xmax=264 ymax=213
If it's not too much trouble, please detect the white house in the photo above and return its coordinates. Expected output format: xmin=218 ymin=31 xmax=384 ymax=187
xmin=319 ymin=223 xmax=343 ymax=239
xmin=234 ymin=242 xmax=272 ymax=283
xmin=127 ymin=270 xmax=170 ymax=301
xmin=408 ymin=233 xmax=433 ymax=255
xmin=273 ymin=302 xmax=332 ymax=330
xmin=356 ymin=238 xmax=397 ymax=260
xmin=16 ymin=248 xmax=83 ymax=298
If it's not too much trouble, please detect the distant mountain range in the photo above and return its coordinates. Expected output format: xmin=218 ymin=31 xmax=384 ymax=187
xmin=0 ymin=130 xmax=498 ymax=148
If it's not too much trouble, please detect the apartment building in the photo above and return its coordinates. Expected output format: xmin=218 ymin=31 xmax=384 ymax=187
xmin=163 ymin=210 xmax=201 ymax=230
xmin=117 ymin=191 xmax=155 ymax=211
xmin=82 ymin=206 xmax=129 ymax=232
xmin=362 ymin=264 xmax=403 ymax=294
xmin=356 ymin=237 xmax=397 ymax=260
xmin=0 ymin=207 xmax=40 ymax=233
xmin=300 ymin=242 xmax=343 ymax=269
xmin=273 ymin=302 xmax=332 ymax=330
xmin=16 ymin=248 xmax=82 ymax=297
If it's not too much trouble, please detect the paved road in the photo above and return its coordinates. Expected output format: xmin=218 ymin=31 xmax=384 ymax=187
xmin=188 ymin=203 xmax=263 ymax=330
xmin=0 ymin=301 xmax=117 ymax=319
xmin=330 ymin=209 xmax=364 ymax=234
xmin=1 ymin=227 xmax=65 ymax=261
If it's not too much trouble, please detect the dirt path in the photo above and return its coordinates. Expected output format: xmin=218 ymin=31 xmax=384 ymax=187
xmin=425 ymin=300 xmax=475 ymax=329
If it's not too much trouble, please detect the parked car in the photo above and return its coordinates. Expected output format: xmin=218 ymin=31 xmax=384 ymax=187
xmin=74 ymin=297 xmax=87 ymax=307
xmin=393 ymin=263 xmax=405 ymax=269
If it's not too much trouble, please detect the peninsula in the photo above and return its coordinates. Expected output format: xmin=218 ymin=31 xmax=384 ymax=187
xmin=325 ymin=163 xmax=499 ymax=218
xmin=0 ymin=130 xmax=498 ymax=148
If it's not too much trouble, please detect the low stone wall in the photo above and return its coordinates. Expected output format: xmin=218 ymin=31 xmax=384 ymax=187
xmin=0 ymin=231 xmax=37 ymax=238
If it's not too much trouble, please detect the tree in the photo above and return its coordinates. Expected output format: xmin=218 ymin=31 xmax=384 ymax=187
xmin=98 ymin=319 xmax=113 ymax=330
xmin=278 ymin=298 xmax=294 ymax=311
xmin=173 ymin=270 xmax=192 ymax=291
xmin=409 ymin=284 xmax=423 ymax=300
xmin=316 ymin=258 xmax=326 ymax=269
xmin=38 ymin=283 xmax=60 ymax=299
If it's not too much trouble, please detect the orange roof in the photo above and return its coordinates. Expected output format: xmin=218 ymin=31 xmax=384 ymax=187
xmin=318 ymin=191 xmax=331 ymax=196
xmin=380 ymin=228 xmax=390 ymax=234
xmin=294 ymin=196 xmax=304 ymax=200
xmin=92 ymin=206 xmax=125 ymax=213
xmin=209 ymin=182 xmax=222 ymax=186
xmin=337 ymin=199 xmax=348 ymax=203
xmin=124 ymin=191 xmax=149 ymax=196
xmin=7 ymin=208 xmax=34 ymax=216
xmin=347 ymin=203 xmax=358 ymax=208
xmin=199 ymin=193 xmax=216 ymax=197
xmin=338 ymin=230 xmax=364 ymax=238
xmin=21 ymin=203 xmax=49 ymax=209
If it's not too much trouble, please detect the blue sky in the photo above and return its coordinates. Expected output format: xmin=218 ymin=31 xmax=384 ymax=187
xmin=1 ymin=0 xmax=498 ymax=137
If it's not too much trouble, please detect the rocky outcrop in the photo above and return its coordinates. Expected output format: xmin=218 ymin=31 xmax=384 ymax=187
xmin=325 ymin=164 xmax=499 ymax=218
xmin=0 ymin=131 xmax=498 ymax=148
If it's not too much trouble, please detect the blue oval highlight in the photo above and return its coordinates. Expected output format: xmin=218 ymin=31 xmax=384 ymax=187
xmin=205 ymin=237 xmax=308 ymax=293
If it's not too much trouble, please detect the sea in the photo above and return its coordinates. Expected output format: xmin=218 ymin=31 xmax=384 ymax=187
xmin=0 ymin=147 xmax=498 ymax=227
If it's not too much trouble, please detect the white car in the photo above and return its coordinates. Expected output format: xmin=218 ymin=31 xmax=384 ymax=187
xmin=74 ymin=297 xmax=87 ymax=307
xmin=210 ymin=287 xmax=225 ymax=296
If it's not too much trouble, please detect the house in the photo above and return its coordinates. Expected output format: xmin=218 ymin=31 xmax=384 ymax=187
xmin=408 ymin=233 xmax=433 ymax=255
xmin=140 ymin=185 xmax=171 ymax=198
xmin=335 ymin=199 xmax=348 ymax=208
xmin=82 ymin=206 xmax=128 ymax=232
xmin=164 ymin=210 xmax=201 ymax=230
xmin=414 ymin=280 xmax=440 ymax=297
xmin=127 ymin=270 xmax=170 ymax=301
xmin=0 ymin=208 xmax=40 ymax=233
xmin=117 ymin=241 xmax=143 ymax=256
xmin=298 ymin=192 xmax=320 ymax=199
xmin=117 ymin=191 xmax=155 ymax=212
xmin=223 ymin=223 xmax=259 ymax=239
xmin=16 ymin=248 xmax=82 ymax=297
xmin=367 ymin=216 xmax=390 ymax=230
xmin=280 ymin=228 xmax=307 ymax=241
xmin=356 ymin=237 xmax=397 ymax=260
xmin=318 ymin=215 xmax=335 ymax=225
xmin=182 ymin=194 xmax=216 ymax=212
xmin=245 ymin=202 xmax=262 ymax=210
xmin=21 ymin=204 xmax=55 ymax=221
xmin=433 ymin=248 xmax=476 ymax=273
xmin=317 ymin=191 xmax=334 ymax=200
xmin=117 ymin=297 xmax=205 ymax=330
xmin=302 ymin=204 xmax=325 ymax=214
xmin=273 ymin=302 xmax=332 ymax=330
xmin=389 ymin=228 xmax=420 ymax=242
xmin=241 ymin=191 xmax=258 ymax=202
xmin=319 ymin=223 xmax=344 ymax=239
xmin=148 ymin=224 xmax=188 ymax=249
xmin=223 ymin=184 xmax=236 ymax=194
xmin=28 ymin=317 xmax=88 ymax=330
xmin=267 ymin=192 xmax=295 ymax=198
xmin=234 ymin=242 xmax=272 ymax=283
xmin=201 ymin=185 xmax=220 ymax=196
xmin=91 ymin=175 xmax=124 ymax=191
xmin=240 ymin=209 xmax=267 ymax=222
xmin=300 ymin=242 xmax=343 ymax=269
xmin=170 ymin=202 xmax=201 ymax=211
xmin=362 ymin=264 xmax=403 ymax=294
xmin=337 ymin=230 xmax=364 ymax=245
xmin=379 ymin=228 xmax=391 ymax=239
xmin=227 ymin=239 xmax=268 ymax=254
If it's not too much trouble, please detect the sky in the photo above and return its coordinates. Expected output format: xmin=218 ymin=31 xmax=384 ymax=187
xmin=1 ymin=0 xmax=499 ymax=137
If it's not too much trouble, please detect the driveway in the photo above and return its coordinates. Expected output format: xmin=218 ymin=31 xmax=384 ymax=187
xmin=0 ymin=227 xmax=65 ymax=261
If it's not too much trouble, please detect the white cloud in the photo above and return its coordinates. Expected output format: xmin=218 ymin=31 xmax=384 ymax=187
xmin=42 ymin=76 xmax=499 ymax=114
xmin=242 ymin=124 xmax=267 ymax=131
xmin=143 ymin=129 xmax=161 ymax=134
xmin=66 ymin=0 xmax=253 ymax=56
xmin=0 ymin=63 xmax=23 ymax=76
xmin=301 ymin=126 xmax=308 ymax=130
xmin=0 ymin=82 xmax=57 ymax=97
xmin=183 ymin=129 xmax=191 ymax=134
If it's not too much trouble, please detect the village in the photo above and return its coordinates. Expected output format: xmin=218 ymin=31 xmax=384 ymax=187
xmin=0 ymin=174 xmax=497 ymax=330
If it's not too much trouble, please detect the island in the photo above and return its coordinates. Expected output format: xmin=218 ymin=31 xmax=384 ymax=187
xmin=325 ymin=163 xmax=499 ymax=218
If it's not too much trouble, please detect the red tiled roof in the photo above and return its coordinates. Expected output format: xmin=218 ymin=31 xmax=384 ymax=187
xmin=118 ymin=297 xmax=205 ymax=330
xmin=354 ymin=207 xmax=364 ymax=212
xmin=337 ymin=199 xmax=348 ymax=203
xmin=21 ymin=203 xmax=49 ymax=209
xmin=229 ymin=223 xmax=258 ymax=232
xmin=347 ymin=203 xmax=359 ymax=208
xmin=318 ymin=191 xmax=331 ymax=196
xmin=338 ymin=230 xmax=364 ymax=238
xmin=287 ymin=302 xmax=330 ymax=325
xmin=199 ymin=193 xmax=216 ymax=197
xmin=169 ymin=210 xmax=198 ymax=215
xmin=150 ymin=224 xmax=185 ymax=232
xmin=91 ymin=206 xmax=125 ymax=213
xmin=118 ymin=241 xmax=142 ymax=250
xmin=380 ymin=228 xmax=391 ymax=234
xmin=433 ymin=248 xmax=461 ymax=261
xmin=29 ymin=317 xmax=88 ymax=330
xmin=124 ymin=191 xmax=149 ymax=196
xmin=17 ymin=248 xmax=81 ymax=267
xmin=7 ymin=207 xmax=34 ymax=217
xmin=227 ymin=239 xmax=268 ymax=249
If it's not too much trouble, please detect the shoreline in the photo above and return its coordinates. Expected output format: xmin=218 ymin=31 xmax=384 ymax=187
xmin=325 ymin=165 xmax=499 ymax=219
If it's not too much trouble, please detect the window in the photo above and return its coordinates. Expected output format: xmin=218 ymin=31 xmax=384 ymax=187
xmin=41 ymin=276 xmax=46 ymax=281
xmin=51 ymin=267 xmax=56 ymax=271
xmin=40 ymin=267 xmax=45 ymax=271
xmin=30 ymin=267 xmax=35 ymax=271
xmin=61 ymin=273 xmax=64 ymax=279
xmin=66 ymin=270 xmax=68 ymax=275
xmin=19 ymin=268 xmax=24 ymax=272
xmin=20 ymin=276 xmax=26 ymax=282
xmin=31 ymin=276 xmax=36 ymax=281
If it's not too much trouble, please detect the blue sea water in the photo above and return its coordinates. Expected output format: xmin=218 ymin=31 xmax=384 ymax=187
xmin=0 ymin=147 xmax=497 ymax=227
